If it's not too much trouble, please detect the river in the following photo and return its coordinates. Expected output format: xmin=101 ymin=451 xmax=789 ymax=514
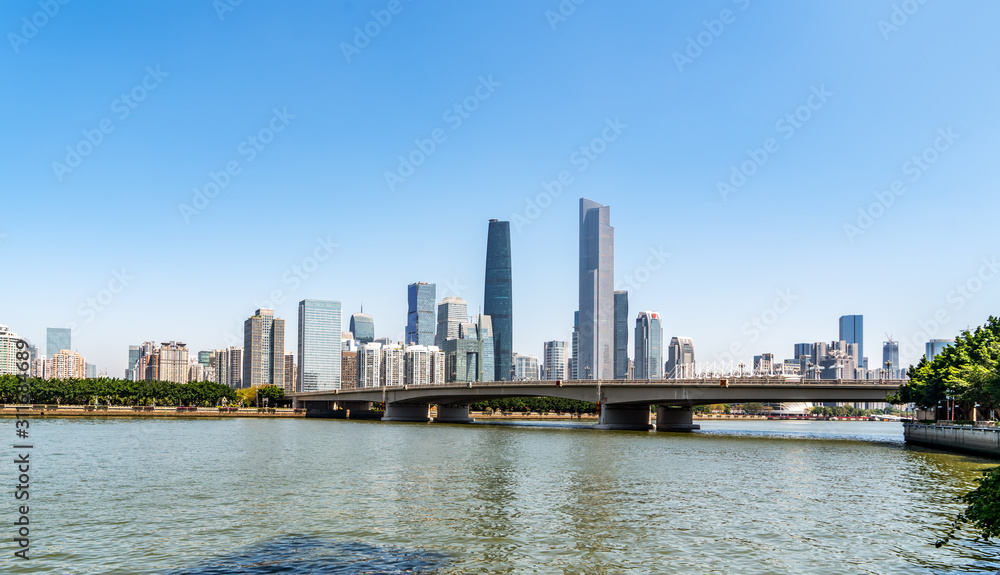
xmin=2 ymin=418 xmax=997 ymax=574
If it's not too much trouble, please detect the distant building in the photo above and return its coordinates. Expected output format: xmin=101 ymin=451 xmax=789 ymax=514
xmin=50 ymin=349 xmax=86 ymax=379
xmin=297 ymin=300 xmax=341 ymax=392
xmin=926 ymin=339 xmax=954 ymax=361
xmin=188 ymin=362 xmax=204 ymax=382
xmin=404 ymin=345 xmax=445 ymax=386
xmin=0 ymin=324 xmax=22 ymax=376
xmin=436 ymin=297 xmax=468 ymax=346
xmin=126 ymin=345 xmax=141 ymax=380
xmin=198 ymin=351 xmax=212 ymax=366
xmin=571 ymin=311 xmax=580 ymax=379
xmin=793 ymin=343 xmax=814 ymax=361
xmin=46 ymin=327 xmax=71 ymax=359
xmin=753 ymin=353 xmax=774 ymax=374
xmin=381 ymin=343 xmax=405 ymax=387
xmin=341 ymin=350 xmax=359 ymax=389
xmin=244 ymin=308 xmax=285 ymax=389
xmin=542 ymin=340 xmax=568 ymax=380
xmin=209 ymin=347 xmax=243 ymax=388
xmin=158 ymin=341 xmax=189 ymax=383
xmin=442 ymin=315 xmax=494 ymax=383
xmin=882 ymin=340 xmax=900 ymax=378
xmin=349 ymin=312 xmax=375 ymax=345
xmin=815 ymin=340 xmax=858 ymax=379
xmin=406 ymin=282 xmax=436 ymax=346
xmin=578 ymin=198 xmax=614 ymax=380
xmin=634 ymin=311 xmax=662 ymax=380
xmin=665 ymin=336 xmax=695 ymax=378
xmin=613 ymin=290 xmax=628 ymax=379
xmin=86 ymin=363 xmax=97 ymax=379
xmin=514 ymin=353 xmax=539 ymax=380
xmin=284 ymin=353 xmax=296 ymax=394
xmin=358 ymin=343 xmax=382 ymax=388
xmin=839 ymin=315 xmax=864 ymax=368
xmin=485 ymin=219 xmax=514 ymax=381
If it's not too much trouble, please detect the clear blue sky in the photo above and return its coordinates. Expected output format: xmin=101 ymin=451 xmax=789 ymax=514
xmin=1 ymin=0 xmax=998 ymax=376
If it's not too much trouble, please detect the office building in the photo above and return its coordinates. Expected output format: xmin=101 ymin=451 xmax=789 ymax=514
xmin=198 ymin=351 xmax=212 ymax=366
xmin=578 ymin=198 xmax=614 ymax=379
xmin=406 ymin=282 xmax=436 ymax=346
xmin=244 ymin=309 xmax=285 ymax=388
xmin=46 ymin=327 xmax=71 ymax=359
xmin=543 ymin=340 xmax=569 ymax=380
xmin=614 ymin=290 xmax=628 ymax=379
xmin=297 ymin=300 xmax=341 ymax=392
xmin=665 ymin=336 xmax=695 ymax=378
xmin=926 ymin=339 xmax=954 ymax=362
xmin=839 ymin=315 xmax=864 ymax=367
xmin=442 ymin=314 xmax=494 ymax=383
xmin=484 ymin=219 xmax=513 ymax=380
xmin=793 ymin=343 xmax=814 ymax=361
xmin=634 ymin=311 xmax=662 ymax=380
xmin=158 ymin=341 xmax=189 ymax=384
xmin=349 ymin=312 xmax=375 ymax=345
xmin=86 ymin=363 xmax=97 ymax=379
xmin=514 ymin=353 xmax=540 ymax=380
xmin=436 ymin=297 xmax=468 ymax=346
xmin=882 ymin=340 xmax=900 ymax=378
xmin=125 ymin=345 xmax=141 ymax=380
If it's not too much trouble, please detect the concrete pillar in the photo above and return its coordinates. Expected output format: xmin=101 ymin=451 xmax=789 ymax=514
xmin=655 ymin=406 xmax=700 ymax=432
xmin=595 ymin=403 xmax=652 ymax=430
xmin=292 ymin=396 xmax=300 ymax=409
xmin=382 ymin=402 xmax=432 ymax=422
xmin=436 ymin=404 xmax=475 ymax=424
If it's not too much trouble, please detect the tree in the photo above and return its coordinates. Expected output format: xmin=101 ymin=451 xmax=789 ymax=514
xmin=939 ymin=466 xmax=1000 ymax=546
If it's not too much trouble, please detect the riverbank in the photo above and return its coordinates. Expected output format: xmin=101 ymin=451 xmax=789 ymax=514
xmin=904 ymin=422 xmax=1000 ymax=458
xmin=0 ymin=404 xmax=305 ymax=418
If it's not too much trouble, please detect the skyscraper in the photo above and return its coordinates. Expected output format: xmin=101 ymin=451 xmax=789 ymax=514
xmin=406 ymin=282 xmax=436 ymax=346
xmin=793 ymin=343 xmax=814 ymax=361
xmin=297 ymin=299 xmax=341 ymax=392
xmin=543 ymin=340 xmax=568 ymax=380
xmin=126 ymin=345 xmax=141 ymax=380
xmin=349 ymin=312 xmax=375 ymax=344
xmin=926 ymin=339 xmax=954 ymax=362
xmin=441 ymin=314 xmax=494 ymax=383
xmin=158 ymin=341 xmax=189 ymax=383
xmin=0 ymin=324 xmax=22 ymax=376
xmin=839 ymin=315 xmax=863 ymax=366
xmin=613 ymin=290 xmax=628 ymax=379
xmin=665 ymin=336 xmax=696 ymax=378
xmin=882 ymin=340 xmax=900 ymax=377
xmin=634 ymin=311 xmax=662 ymax=380
xmin=579 ymin=198 xmax=614 ymax=380
xmin=571 ymin=311 xmax=579 ymax=379
xmin=485 ymin=219 xmax=513 ymax=381
xmin=435 ymin=297 xmax=468 ymax=346
xmin=46 ymin=327 xmax=71 ymax=358
xmin=243 ymin=308 xmax=285 ymax=388
xmin=514 ymin=353 xmax=539 ymax=380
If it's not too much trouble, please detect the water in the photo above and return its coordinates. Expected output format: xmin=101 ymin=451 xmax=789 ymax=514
xmin=2 ymin=417 xmax=998 ymax=574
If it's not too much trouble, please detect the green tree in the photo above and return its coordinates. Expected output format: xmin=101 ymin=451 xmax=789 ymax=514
xmin=939 ymin=466 xmax=1000 ymax=546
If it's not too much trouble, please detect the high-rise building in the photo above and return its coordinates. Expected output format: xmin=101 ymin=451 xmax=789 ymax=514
xmin=793 ymin=343 xmax=814 ymax=362
xmin=0 ymin=324 xmax=23 ymax=376
xmin=243 ymin=309 xmax=285 ymax=388
xmin=125 ymin=345 xmax=141 ymax=380
xmin=158 ymin=341 xmax=189 ymax=383
xmin=210 ymin=347 xmax=243 ymax=388
xmin=665 ymin=336 xmax=695 ymax=378
xmin=571 ymin=311 xmax=579 ymax=379
xmin=485 ymin=219 xmax=513 ymax=381
xmin=634 ymin=311 xmax=662 ymax=380
xmin=436 ymin=297 xmax=468 ymax=346
xmin=613 ymin=290 xmax=628 ymax=379
xmin=753 ymin=353 xmax=774 ymax=374
xmin=284 ymin=352 xmax=296 ymax=394
xmin=542 ymin=340 xmax=568 ymax=380
xmin=514 ymin=353 xmax=539 ymax=380
xmin=358 ymin=342 xmax=382 ymax=388
xmin=46 ymin=327 xmax=71 ymax=359
xmin=404 ymin=345 xmax=445 ymax=386
xmin=188 ymin=363 xmax=204 ymax=382
xmin=926 ymin=339 xmax=954 ymax=362
xmin=442 ymin=315 xmax=494 ymax=383
xmin=50 ymin=349 xmax=87 ymax=379
xmin=198 ymin=351 xmax=212 ymax=366
xmin=349 ymin=312 xmax=375 ymax=345
xmin=578 ymin=198 xmax=614 ymax=380
xmin=882 ymin=340 xmax=900 ymax=378
xmin=381 ymin=343 xmax=405 ymax=387
xmin=406 ymin=282 xmax=436 ymax=346
xmin=86 ymin=363 xmax=97 ymax=379
xmin=839 ymin=315 xmax=863 ymax=367
xmin=341 ymin=350 xmax=359 ymax=389
xmin=297 ymin=300 xmax=341 ymax=392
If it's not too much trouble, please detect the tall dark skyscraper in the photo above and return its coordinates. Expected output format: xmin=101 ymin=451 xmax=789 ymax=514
xmin=839 ymin=314 xmax=863 ymax=365
xmin=613 ymin=290 xmax=628 ymax=379
xmin=406 ymin=282 xmax=436 ymax=346
xmin=579 ymin=198 xmax=614 ymax=380
xmin=349 ymin=311 xmax=375 ymax=344
xmin=484 ymin=219 xmax=513 ymax=381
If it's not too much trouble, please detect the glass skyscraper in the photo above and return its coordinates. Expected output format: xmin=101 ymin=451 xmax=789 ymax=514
xmin=882 ymin=340 xmax=900 ymax=377
xmin=46 ymin=327 xmax=71 ymax=357
xmin=406 ymin=282 xmax=436 ymax=346
xmin=634 ymin=311 xmax=662 ymax=380
xmin=666 ymin=336 xmax=695 ymax=379
xmin=297 ymin=299 xmax=342 ymax=392
xmin=484 ymin=219 xmax=513 ymax=381
xmin=579 ymin=198 xmax=614 ymax=379
xmin=613 ymin=290 xmax=628 ymax=379
xmin=838 ymin=315 xmax=863 ymax=365
xmin=349 ymin=312 xmax=375 ymax=344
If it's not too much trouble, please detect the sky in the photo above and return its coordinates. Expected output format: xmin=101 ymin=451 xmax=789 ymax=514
xmin=1 ymin=0 xmax=999 ymax=376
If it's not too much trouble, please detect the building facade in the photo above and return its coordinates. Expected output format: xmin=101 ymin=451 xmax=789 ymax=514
xmin=0 ymin=324 xmax=23 ymax=376
xmin=46 ymin=327 xmax=71 ymax=359
xmin=882 ymin=340 xmax=900 ymax=378
xmin=297 ymin=300 xmax=341 ymax=392
xmin=484 ymin=219 xmax=513 ymax=381
xmin=839 ymin=315 xmax=864 ymax=367
xmin=442 ymin=315 xmax=494 ymax=383
xmin=406 ymin=282 xmax=436 ymax=346
xmin=349 ymin=312 xmax=375 ymax=344
xmin=926 ymin=339 xmax=954 ymax=362
xmin=158 ymin=341 xmax=189 ymax=384
xmin=514 ymin=353 xmax=539 ymax=380
xmin=665 ymin=336 xmax=695 ymax=378
xmin=613 ymin=290 xmax=628 ymax=379
xmin=244 ymin=309 xmax=285 ymax=388
xmin=542 ymin=340 xmax=568 ymax=380
xmin=404 ymin=345 xmax=445 ymax=386
xmin=435 ymin=297 xmax=468 ymax=347
xmin=634 ymin=311 xmax=662 ymax=380
xmin=578 ymin=198 xmax=614 ymax=380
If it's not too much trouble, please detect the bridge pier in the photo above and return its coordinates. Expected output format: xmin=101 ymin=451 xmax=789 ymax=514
xmin=655 ymin=406 xmax=700 ymax=432
xmin=382 ymin=402 xmax=431 ymax=423
xmin=435 ymin=404 xmax=475 ymax=424
xmin=594 ymin=404 xmax=653 ymax=431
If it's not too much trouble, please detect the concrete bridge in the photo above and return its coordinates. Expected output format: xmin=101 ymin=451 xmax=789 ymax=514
xmin=289 ymin=377 xmax=904 ymax=431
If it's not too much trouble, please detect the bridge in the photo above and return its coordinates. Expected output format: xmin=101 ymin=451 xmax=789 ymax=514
xmin=290 ymin=377 xmax=904 ymax=431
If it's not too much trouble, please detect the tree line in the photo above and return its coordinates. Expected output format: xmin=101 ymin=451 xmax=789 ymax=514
xmin=0 ymin=375 xmax=285 ymax=407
